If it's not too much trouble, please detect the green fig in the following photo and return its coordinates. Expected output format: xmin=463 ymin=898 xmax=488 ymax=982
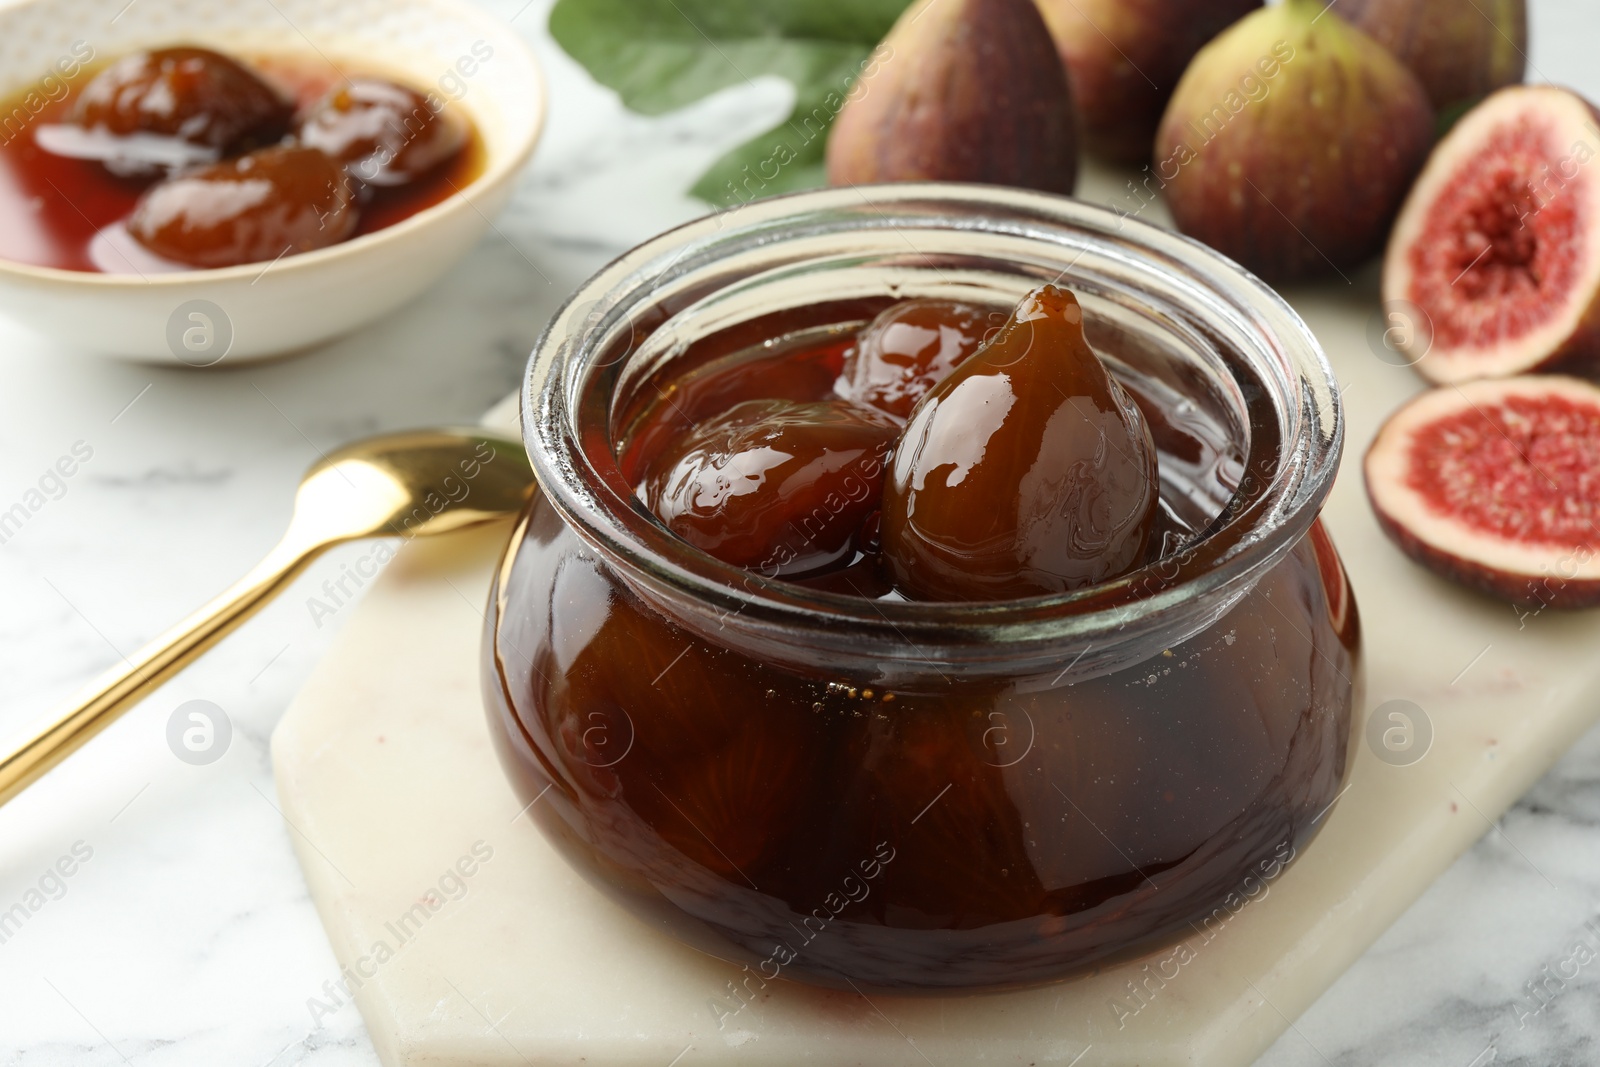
xmin=1154 ymin=0 xmax=1434 ymax=282
xmin=1035 ymin=0 xmax=1261 ymax=165
xmin=825 ymin=0 xmax=1078 ymax=194
xmin=1340 ymin=0 xmax=1526 ymax=122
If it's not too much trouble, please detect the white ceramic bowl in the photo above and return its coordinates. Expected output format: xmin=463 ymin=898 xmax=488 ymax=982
xmin=0 ymin=0 xmax=545 ymax=363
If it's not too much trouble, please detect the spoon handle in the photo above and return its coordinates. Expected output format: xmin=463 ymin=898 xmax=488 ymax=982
xmin=0 ymin=532 xmax=325 ymax=809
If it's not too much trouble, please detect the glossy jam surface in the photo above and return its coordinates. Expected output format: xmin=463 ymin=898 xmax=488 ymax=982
xmin=53 ymin=47 xmax=293 ymax=176
xmin=623 ymin=292 xmax=1183 ymax=602
xmin=638 ymin=399 xmax=898 ymax=578
xmin=299 ymin=78 xmax=467 ymax=187
xmin=127 ymin=144 xmax=358 ymax=268
xmin=485 ymin=298 xmax=1362 ymax=991
xmin=0 ymin=52 xmax=484 ymax=272
xmin=881 ymin=287 xmax=1161 ymax=600
xmin=836 ymin=298 xmax=989 ymax=420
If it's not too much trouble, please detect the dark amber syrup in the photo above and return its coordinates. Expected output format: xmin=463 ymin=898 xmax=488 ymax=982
xmin=483 ymin=302 xmax=1360 ymax=990
xmin=0 ymin=54 xmax=485 ymax=273
xmin=618 ymin=316 xmax=1242 ymax=599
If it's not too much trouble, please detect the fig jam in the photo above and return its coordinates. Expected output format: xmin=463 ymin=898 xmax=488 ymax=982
xmin=879 ymin=287 xmax=1161 ymax=601
xmin=638 ymin=398 xmax=899 ymax=579
xmin=485 ymin=295 xmax=1361 ymax=991
xmin=0 ymin=52 xmax=484 ymax=273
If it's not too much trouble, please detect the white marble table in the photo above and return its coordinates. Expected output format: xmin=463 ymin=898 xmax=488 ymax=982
xmin=1 ymin=1 xmax=1598 ymax=1064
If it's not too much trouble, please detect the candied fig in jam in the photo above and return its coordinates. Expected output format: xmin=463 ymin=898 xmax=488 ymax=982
xmin=39 ymin=47 xmax=293 ymax=177
xmin=836 ymin=299 xmax=990 ymax=420
xmin=882 ymin=285 xmax=1159 ymax=600
xmin=639 ymin=399 xmax=898 ymax=578
xmin=298 ymin=79 xmax=466 ymax=187
xmin=126 ymin=145 xmax=358 ymax=269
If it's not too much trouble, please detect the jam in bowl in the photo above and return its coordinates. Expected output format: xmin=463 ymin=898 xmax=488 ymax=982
xmin=484 ymin=186 xmax=1361 ymax=991
xmin=0 ymin=45 xmax=482 ymax=273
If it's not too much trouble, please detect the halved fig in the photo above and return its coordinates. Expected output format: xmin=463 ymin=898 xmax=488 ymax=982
xmin=1364 ymin=376 xmax=1600 ymax=608
xmin=1384 ymin=86 xmax=1600 ymax=384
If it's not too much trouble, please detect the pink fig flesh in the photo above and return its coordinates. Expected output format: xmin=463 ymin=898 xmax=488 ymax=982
xmin=1383 ymin=85 xmax=1600 ymax=384
xmin=1365 ymin=375 xmax=1600 ymax=609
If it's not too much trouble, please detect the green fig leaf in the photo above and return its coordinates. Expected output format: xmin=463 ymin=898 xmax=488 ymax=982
xmin=548 ymin=0 xmax=910 ymax=205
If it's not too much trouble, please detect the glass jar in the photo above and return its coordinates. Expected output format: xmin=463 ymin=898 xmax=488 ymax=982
xmin=484 ymin=184 xmax=1361 ymax=992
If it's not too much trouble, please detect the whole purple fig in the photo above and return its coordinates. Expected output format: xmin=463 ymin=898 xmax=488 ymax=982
xmin=1036 ymin=0 xmax=1261 ymax=165
xmin=1154 ymin=0 xmax=1434 ymax=282
xmin=826 ymin=0 xmax=1078 ymax=194
xmin=1340 ymin=0 xmax=1526 ymax=121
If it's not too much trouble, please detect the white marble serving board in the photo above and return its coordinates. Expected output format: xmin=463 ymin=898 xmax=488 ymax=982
xmin=273 ymin=283 xmax=1600 ymax=1067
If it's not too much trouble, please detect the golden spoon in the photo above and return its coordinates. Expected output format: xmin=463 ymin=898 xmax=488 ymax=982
xmin=0 ymin=428 xmax=533 ymax=808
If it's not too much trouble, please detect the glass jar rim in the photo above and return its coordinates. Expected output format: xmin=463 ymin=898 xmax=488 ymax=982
xmin=521 ymin=184 xmax=1343 ymax=680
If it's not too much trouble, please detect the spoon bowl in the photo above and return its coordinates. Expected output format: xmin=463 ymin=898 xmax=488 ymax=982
xmin=293 ymin=429 xmax=535 ymax=545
